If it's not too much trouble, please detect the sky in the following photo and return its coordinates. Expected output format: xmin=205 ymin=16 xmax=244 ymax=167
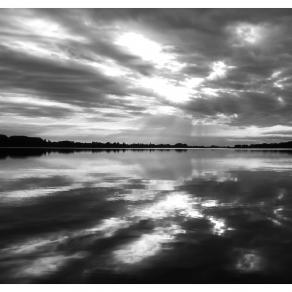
xmin=1 ymin=8 xmax=292 ymax=145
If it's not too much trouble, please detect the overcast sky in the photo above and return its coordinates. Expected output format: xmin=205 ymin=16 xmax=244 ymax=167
xmin=1 ymin=9 xmax=292 ymax=145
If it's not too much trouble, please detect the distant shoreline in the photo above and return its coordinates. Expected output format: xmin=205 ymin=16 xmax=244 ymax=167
xmin=1 ymin=134 xmax=292 ymax=149
xmin=1 ymin=147 xmax=292 ymax=150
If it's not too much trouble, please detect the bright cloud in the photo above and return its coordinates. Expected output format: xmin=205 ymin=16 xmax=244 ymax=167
xmin=207 ymin=61 xmax=234 ymax=80
xmin=115 ymin=32 xmax=184 ymax=71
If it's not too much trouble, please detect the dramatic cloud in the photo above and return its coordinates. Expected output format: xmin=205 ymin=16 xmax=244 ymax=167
xmin=1 ymin=8 xmax=292 ymax=144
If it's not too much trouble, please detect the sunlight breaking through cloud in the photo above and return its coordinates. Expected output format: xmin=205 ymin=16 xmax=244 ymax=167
xmin=115 ymin=32 xmax=184 ymax=72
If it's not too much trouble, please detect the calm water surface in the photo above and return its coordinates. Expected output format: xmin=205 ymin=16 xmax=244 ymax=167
xmin=0 ymin=149 xmax=292 ymax=283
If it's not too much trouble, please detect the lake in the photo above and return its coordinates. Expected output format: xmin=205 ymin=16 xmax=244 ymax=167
xmin=0 ymin=149 xmax=292 ymax=283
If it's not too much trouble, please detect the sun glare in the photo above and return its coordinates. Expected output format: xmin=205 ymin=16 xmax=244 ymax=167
xmin=115 ymin=32 xmax=183 ymax=71
xmin=116 ymin=32 xmax=162 ymax=61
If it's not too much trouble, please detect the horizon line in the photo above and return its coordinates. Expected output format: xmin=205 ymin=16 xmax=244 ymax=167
xmin=1 ymin=133 xmax=292 ymax=149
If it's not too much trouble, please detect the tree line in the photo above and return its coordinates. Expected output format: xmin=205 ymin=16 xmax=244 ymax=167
xmin=0 ymin=134 xmax=192 ymax=148
xmin=1 ymin=134 xmax=292 ymax=148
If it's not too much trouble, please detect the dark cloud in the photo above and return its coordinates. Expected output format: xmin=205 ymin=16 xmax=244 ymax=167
xmin=0 ymin=45 xmax=128 ymax=106
xmin=0 ymin=104 xmax=75 ymax=118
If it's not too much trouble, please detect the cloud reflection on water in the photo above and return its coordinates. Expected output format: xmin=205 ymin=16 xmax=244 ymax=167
xmin=0 ymin=150 xmax=292 ymax=282
xmin=113 ymin=224 xmax=185 ymax=264
xmin=236 ymin=249 xmax=263 ymax=273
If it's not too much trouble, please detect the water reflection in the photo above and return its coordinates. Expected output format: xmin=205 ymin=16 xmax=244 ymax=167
xmin=14 ymin=252 xmax=85 ymax=279
xmin=236 ymin=249 xmax=263 ymax=273
xmin=113 ymin=224 xmax=185 ymax=265
xmin=0 ymin=149 xmax=292 ymax=283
